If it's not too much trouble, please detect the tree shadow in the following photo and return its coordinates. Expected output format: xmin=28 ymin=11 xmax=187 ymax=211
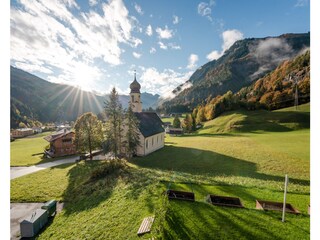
xmin=132 ymin=145 xmax=309 ymax=186
xmin=234 ymin=110 xmax=310 ymax=133
xmin=56 ymin=161 xmax=161 ymax=216
xmin=163 ymin=201 xmax=309 ymax=239
xmin=57 ymin=161 xmax=123 ymax=215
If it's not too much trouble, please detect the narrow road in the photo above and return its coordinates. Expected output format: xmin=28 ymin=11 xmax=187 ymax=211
xmin=10 ymin=156 xmax=79 ymax=180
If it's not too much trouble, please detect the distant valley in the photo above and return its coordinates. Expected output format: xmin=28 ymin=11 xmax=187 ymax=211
xmin=10 ymin=67 xmax=159 ymax=128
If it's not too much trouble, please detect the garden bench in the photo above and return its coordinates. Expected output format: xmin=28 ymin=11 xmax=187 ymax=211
xmin=137 ymin=216 xmax=154 ymax=236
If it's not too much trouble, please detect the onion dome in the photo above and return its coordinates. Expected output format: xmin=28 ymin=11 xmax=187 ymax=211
xmin=130 ymin=72 xmax=141 ymax=93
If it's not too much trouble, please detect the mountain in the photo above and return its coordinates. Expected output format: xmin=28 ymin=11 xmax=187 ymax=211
xmin=161 ymin=33 xmax=310 ymax=112
xmin=10 ymin=67 xmax=159 ymax=128
xmin=192 ymin=50 xmax=310 ymax=123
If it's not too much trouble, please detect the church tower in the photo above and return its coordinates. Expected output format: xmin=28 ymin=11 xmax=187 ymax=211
xmin=129 ymin=71 xmax=142 ymax=112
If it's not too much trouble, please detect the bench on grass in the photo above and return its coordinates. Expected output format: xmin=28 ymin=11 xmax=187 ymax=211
xmin=137 ymin=216 xmax=154 ymax=236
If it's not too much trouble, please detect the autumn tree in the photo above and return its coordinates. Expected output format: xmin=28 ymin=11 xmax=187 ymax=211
xmin=182 ymin=114 xmax=194 ymax=133
xmin=74 ymin=112 xmax=104 ymax=160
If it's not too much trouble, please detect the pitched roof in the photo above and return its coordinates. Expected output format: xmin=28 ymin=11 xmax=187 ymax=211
xmin=44 ymin=129 xmax=74 ymax=142
xmin=134 ymin=112 xmax=165 ymax=137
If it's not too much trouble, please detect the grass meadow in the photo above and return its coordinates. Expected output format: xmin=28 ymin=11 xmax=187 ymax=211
xmin=10 ymin=104 xmax=310 ymax=239
xmin=10 ymin=132 xmax=52 ymax=166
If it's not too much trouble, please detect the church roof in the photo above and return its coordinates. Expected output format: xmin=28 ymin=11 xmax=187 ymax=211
xmin=134 ymin=112 xmax=165 ymax=137
xmin=130 ymin=74 xmax=141 ymax=93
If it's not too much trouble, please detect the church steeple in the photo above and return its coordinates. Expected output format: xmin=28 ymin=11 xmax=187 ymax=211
xmin=129 ymin=70 xmax=142 ymax=112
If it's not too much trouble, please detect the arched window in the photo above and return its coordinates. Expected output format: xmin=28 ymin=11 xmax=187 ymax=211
xmin=131 ymin=95 xmax=134 ymax=102
xmin=146 ymin=139 xmax=148 ymax=149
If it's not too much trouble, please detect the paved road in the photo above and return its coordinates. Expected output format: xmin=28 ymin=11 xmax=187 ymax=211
xmin=10 ymin=154 xmax=110 ymax=180
xmin=10 ymin=156 xmax=80 ymax=180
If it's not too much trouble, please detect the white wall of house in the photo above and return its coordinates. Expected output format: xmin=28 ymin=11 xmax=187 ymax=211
xmin=136 ymin=132 xmax=165 ymax=156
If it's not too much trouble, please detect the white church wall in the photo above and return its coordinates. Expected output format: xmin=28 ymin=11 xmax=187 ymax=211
xmin=143 ymin=132 xmax=165 ymax=156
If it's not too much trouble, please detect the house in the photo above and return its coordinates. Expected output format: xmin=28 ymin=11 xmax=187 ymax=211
xmin=44 ymin=129 xmax=77 ymax=157
xmin=167 ymin=127 xmax=184 ymax=135
xmin=128 ymin=73 xmax=165 ymax=156
xmin=32 ymin=127 xmax=43 ymax=133
xmin=11 ymin=128 xmax=34 ymax=138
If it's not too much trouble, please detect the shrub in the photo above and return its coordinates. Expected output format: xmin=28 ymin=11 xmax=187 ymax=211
xmin=89 ymin=159 xmax=127 ymax=181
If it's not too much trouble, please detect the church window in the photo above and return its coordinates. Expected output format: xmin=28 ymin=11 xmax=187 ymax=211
xmin=146 ymin=139 xmax=148 ymax=149
xmin=152 ymin=138 xmax=154 ymax=146
xmin=131 ymin=95 xmax=134 ymax=102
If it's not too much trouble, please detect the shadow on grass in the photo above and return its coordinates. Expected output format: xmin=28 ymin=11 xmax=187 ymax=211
xmin=55 ymin=161 xmax=159 ymax=215
xmin=163 ymin=201 xmax=309 ymax=239
xmin=132 ymin=145 xmax=309 ymax=186
xmin=230 ymin=110 xmax=309 ymax=133
xmin=197 ymin=109 xmax=310 ymax=134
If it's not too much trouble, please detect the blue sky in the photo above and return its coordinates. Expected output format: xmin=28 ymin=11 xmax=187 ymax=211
xmin=10 ymin=0 xmax=310 ymax=97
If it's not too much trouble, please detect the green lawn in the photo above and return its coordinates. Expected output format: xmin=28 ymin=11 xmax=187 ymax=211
xmin=10 ymin=105 xmax=310 ymax=239
xmin=10 ymin=132 xmax=53 ymax=166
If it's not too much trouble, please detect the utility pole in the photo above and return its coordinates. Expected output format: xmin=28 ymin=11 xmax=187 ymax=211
xmin=282 ymin=174 xmax=289 ymax=222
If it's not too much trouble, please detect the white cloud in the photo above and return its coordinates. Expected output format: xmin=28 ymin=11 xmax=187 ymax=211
xmin=150 ymin=47 xmax=156 ymax=54
xmin=158 ymin=41 xmax=181 ymax=50
xmin=198 ymin=2 xmax=211 ymax=16
xmin=158 ymin=41 xmax=168 ymax=50
xmin=146 ymin=24 xmax=153 ymax=36
xmin=89 ymin=0 xmax=98 ymax=7
xmin=173 ymin=15 xmax=180 ymax=24
xmin=222 ymin=29 xmax=244 ymax=51
xmin=134 ymin=3 xmax=143 ymax=15
xmin=206 ymin=50 xmax=222 ymax=61
xmin=10 ymin=0 xmax=143 ymax=89
xmin=187 ymin=54 xmax=199 ymax=69
xmin=133 ymin=51 xmax=141 ymax=59
xmin=249 ymin=38 xmax=293 ymax=79
xmin=168 ymin=43 xmax=181 ymax=50
xmin=294 ymin=0 xmax=308 ymax=7
xmin=156 ymin=25 xmax=173 ymax=39
xmin=197 ymin=1 xmax=215 ymax=21
xmin=139 ymin=67 xmax=193 ymax=96
xmin=206 ymin=29 xmax=244 ymax=60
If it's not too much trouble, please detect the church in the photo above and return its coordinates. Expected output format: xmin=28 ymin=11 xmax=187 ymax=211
xmin=129 ymin=73 xmax=165 ymax=156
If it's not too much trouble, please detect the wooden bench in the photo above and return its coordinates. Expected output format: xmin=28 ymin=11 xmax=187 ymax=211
xmin=137 ymin=216 xmax=154 ymax=236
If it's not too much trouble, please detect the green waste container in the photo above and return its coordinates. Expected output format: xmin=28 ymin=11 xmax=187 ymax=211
xmin=20 ymin=209 xmax=48 ymax=237
xmin=41 ymin=200 xmax=57 ymax=217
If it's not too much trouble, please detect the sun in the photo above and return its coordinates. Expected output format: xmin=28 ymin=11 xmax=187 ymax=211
xmin=73 ymin=67 xmax=95 ymax=92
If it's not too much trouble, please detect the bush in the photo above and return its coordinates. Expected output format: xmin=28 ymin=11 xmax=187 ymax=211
xmin=89 ymin=159 xmax=127 ymax=181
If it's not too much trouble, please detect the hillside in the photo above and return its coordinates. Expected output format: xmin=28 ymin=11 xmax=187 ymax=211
xmin=161 ymin=33 xmax=310 ymax=112
xmin=192 ymin=49 xmax=310 ymax=124
xmin=199 ymin=103 xmax=310 ymax=134
xmin=10 ymin=67 xmax=159 ymax=128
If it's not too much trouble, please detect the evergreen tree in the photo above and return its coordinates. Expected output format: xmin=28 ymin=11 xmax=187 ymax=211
xmin=74 ymin=112 xmax=104 ymax=160
xmin=104 ymin=87 xmax=122 ymax=157
xmin=172 ymin=115 xmax=181 ymax=128
xmin=124 ymin=106 xmax=140 ymax=159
